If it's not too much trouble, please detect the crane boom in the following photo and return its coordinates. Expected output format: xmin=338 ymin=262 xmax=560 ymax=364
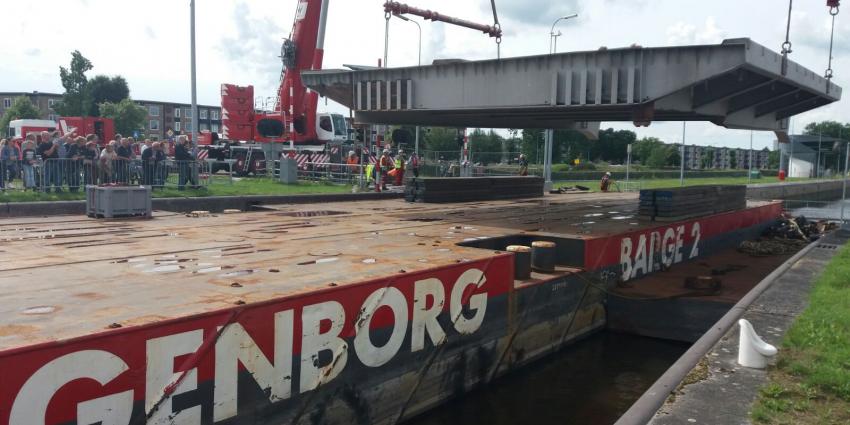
xmin=276 ymin=0 xmax=329 ymax=142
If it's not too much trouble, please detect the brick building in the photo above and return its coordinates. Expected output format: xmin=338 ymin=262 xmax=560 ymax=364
xmin=1 ymin=91 xmax=221 ymax=141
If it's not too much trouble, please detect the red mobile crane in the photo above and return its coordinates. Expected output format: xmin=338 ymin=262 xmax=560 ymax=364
xmin=201 ymin=0 xmax=351 ymax=175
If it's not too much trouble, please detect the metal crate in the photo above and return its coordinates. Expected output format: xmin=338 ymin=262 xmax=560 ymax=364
xmin=86 ymin=185 xmax=152 ymax=218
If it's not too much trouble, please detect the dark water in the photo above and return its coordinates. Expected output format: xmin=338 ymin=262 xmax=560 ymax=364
xmin=406 ymin=332 xmax=689 ymax=425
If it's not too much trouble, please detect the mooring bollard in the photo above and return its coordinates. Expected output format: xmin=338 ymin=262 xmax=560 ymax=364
xmin=506 ymin=245 xmax=532 ymax=279
xmin=531 ymin=241 xmax=557 ymax=272
xmin=737 ymin=318 xmax=778 ymax=369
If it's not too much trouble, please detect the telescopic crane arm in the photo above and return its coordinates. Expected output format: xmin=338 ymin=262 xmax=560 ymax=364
xmin=276 ymin=0 xmax=330 ymax=142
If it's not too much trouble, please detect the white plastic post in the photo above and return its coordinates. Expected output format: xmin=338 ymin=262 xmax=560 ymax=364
xmin=737 ymin=319 xmax=778 ymax=369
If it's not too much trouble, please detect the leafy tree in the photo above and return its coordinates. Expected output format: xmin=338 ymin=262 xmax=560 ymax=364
xmin=468 ymin=129 xmax=505 ymax=164
xmin=633 ymin=137 xmax=664 ymax=164
xmin=666 ymin=145 xmax=681 ymax=167
xmin=423 ymin=127 xmax=461 ymax=160
xmin=646 ymin=145 xmax=670 ymax=168
xmin=100 ymin=99 xmax=147 ymax=136
xmin=0 ymin=96 xmax=42 ymax=136
xmin=54 ymin=50 xmax=94 ymax=117
xmin=803 ymin=121 xmax=849 ymax=139
xmin=552 ymin=129 xmax=594 ymax=164
xmin=768 ymin=150 xmax=780 ymax=169
xmin=520 ymin=129 xmax=545 ymax=163
xmin=88 ymin=75 xmax=130 ymax=116
xmin=594 ymin=128 xmax=636 ymax=163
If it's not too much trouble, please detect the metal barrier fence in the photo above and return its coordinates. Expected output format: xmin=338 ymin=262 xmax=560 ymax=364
xmin=0 ymin=159 xmax=233 ymax=192
xmin=273 ymin=160 xmax=372 ymax=186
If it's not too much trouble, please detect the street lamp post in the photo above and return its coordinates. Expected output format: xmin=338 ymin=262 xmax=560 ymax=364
xmin=748 ymin=130 xmax=754 ymax=184
xmin=842 ymin=137 xmax=849 ymax=225
xmin=680 ymin=122 xmax=686 ymax=186
xmin=550 ymin=14 xmax=578 ymax=54
xmin=817 ymin=132 xmax=823 ymax=179
xmin=393 ymin=13 xmax=422 ymax=155
xmin=190 ymin=0 xmax=198 ymax=150
xmin=393 ymin=14 xmax=421 ymax=67
xmin=543 ymin=13 xmax=578 ymax=192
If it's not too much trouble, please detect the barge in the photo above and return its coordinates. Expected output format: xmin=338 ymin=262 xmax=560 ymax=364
xmin=0 ymin=193 xmax=781 ymax=424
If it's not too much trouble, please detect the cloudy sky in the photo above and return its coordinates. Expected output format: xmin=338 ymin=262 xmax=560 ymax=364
xmin=2 ymin=0 xmax=847 ymax=149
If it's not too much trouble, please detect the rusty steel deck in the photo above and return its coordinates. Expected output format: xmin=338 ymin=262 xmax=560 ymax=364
xmin=0 ymin=193 xmax=787 ymax=424
xmin=0 ymin=193 xmax=641 ymax=350
xmin=0 ymin=193 xmax=784 ymax=351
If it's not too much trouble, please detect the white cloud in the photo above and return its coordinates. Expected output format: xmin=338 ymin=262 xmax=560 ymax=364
xmin=666 ymin=17 xmax=727 ymax=45
xmin=2 ymin=0 xmax=846 ymax=149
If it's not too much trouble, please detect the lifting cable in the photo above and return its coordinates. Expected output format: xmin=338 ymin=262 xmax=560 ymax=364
xmin=825 ymin=1 xmax=840 ymax=93
xmin=490 ymin=0 xmax=502 ymax=59
xmin=384 ymin=11 xmax=391 ymax=67
xmin=780 ymin=0 xmax=794 ymax=75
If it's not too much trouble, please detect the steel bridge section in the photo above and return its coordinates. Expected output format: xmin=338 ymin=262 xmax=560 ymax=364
xmin=302 ymin=38 xmax=840 ymax=132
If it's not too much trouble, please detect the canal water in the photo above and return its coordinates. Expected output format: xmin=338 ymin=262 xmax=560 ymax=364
xmin=407 ymin=332 xmax=689 ymax=425
xmin=786 ymin=197 xmax=849 ymax=221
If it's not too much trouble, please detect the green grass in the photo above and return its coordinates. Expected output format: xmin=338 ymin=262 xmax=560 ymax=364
xmin=0 ymin=178 xmax=350 ymax=203
xmin=554 ymin=176 xmax=817 ymax=192
xmin=750 ymin=243 xmax=850 ymax=424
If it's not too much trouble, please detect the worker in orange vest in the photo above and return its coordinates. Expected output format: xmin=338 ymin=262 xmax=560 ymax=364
xmin=378 ymin=149 xmax=393 ymax=191
xmin=393 ymin=149 xmax=406 ymax=186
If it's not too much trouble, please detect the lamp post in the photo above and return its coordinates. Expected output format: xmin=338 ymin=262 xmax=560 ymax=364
xmin=842 ymin=141 xmax=848 ymax=225
xmin=550 ymin=14 xmax=578 ymax=54
xmin=393 ymin=13 xmax=422 ymax=155
xmin=543 ymin=13 xmax=578 ymax=192
xmin=748 ymin=130 xmax=754 ymax=184
xmin=817 ymin=132 xmax=823 ymax=179
xmin=392 ymin=13 xmax=421 ymax=67
xmin=190 ymin=0 xmax=198 ymax=150
xmin=680 ymin=122 xmax=686 ymax=186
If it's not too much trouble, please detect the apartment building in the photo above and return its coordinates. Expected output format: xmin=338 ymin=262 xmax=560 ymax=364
xmin=1 ymin=91 xmax=221 ymax=141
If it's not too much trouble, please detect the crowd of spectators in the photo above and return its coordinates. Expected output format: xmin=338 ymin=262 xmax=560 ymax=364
xmin=0 ymin=132 xmax=199 ymax=192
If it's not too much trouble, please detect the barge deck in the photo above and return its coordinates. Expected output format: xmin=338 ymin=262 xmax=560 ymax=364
xmin=0 ymin=193 xmax=782 ymax=424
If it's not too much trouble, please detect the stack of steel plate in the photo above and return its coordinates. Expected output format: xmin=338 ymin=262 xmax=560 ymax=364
xmin=404 ymin=176 xmax=544 ymax=203
xmin=638 ymin=185 xmax=746 ymax=221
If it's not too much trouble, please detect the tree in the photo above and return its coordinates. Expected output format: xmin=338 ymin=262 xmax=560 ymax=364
xmin=100 ymin=99 xmax=147 ymax=136
xmin=0 ymin=96 xmax=42 ymax=136
xmin=646 ymin=145 xmax=670 ymax=168
xmin=88 ymin=75 xmax=130 ymax=116
xmin=423 ymin=127 xmax=461 ymax=160
xmin=468 ymin=129 xmax=505 ymax=164
xmin=520 ymin=129 xmax=545 ymax=163
xmin=803 ymin=120 xmax=849 ymax=139
xmin=633 ymin=137 xmax=664 ymax=164
xmin=768 ymin=149 xmax=780 ymax=169
xmin=54 ymin=51 xmax=94 ymax=117
xmin=594 ymin=128 xmax=636 ymax=163
xmin=666 ymin=145 xmax=681 ymax=167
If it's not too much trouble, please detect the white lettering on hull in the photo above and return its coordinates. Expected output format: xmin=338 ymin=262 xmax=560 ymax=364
xmin=620 ymin=222 xmax=702 ymax=282
xmin=10 ymin=268 xmax=490 ymax=423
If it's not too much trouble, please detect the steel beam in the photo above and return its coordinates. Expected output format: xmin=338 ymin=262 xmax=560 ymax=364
xmin=304 ymin=38 xmax=840 ymax=131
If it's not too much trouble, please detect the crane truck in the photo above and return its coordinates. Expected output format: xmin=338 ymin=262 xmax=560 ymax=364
xmin=198 ymin=0 xmax=353 ymax=176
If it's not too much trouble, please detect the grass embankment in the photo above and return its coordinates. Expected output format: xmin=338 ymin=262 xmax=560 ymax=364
xmin=750 ymin=243 xmax=850 ymax=424
xmin=554 ymin=176 xmax=815 ymax=192
xmin=0 ymin=178 xmax=350 ymax=203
